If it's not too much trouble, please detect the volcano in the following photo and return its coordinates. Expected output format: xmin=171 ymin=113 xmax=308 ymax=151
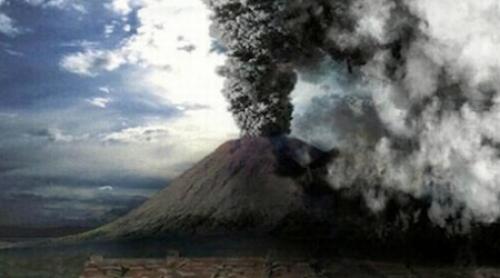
xmin=79 ymin=136 xmax=339 ymax=241
xmin=55 ymin=137 xmax=500 ymax=262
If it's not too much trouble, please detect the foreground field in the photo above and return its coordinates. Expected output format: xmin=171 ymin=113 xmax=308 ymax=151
xmin=0 ymin=251 xmax=86 ymax=278
xmin=3 ymin=250 xmax=500 ymax=278
xmin=81 ymin=255 xmax=500 ymax=278
xmin=1 ymin=238 xmax=500 ymax=278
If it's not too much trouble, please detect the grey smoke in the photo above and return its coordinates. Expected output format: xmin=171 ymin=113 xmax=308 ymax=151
xmin=204 ymin=0 xmax=401 ymax=136
xmin=205 ymin=0 xmax=500 ymax=229
xmin=205 ymin=0 xmax=298 ymax=136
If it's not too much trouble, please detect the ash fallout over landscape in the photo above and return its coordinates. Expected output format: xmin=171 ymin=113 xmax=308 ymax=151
xmin=205 ymin=0 xmax=500 ymax=231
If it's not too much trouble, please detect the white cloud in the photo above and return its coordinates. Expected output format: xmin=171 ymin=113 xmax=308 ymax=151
xmin=60 ymin=40 xmax=99 ymax=48
xmin=61 ymin=0 xmax=238 ymax=173
xmin=0 ymin=13 xmax=20 ymax=36
xmin=98 ymin=185 xmax=114 ymax=191
xmin=4 ymin=48 xmax=24 ymax=57
xmin=123 ymin=0 xmax=238 ymax=156
xmin=60 ymin=49 xmax=126 ymax=76
xmin=45 ymin=127 xmax=75 ymax=143
xmin=103 ymin=125 xmax=169 ymax=144
xmin=104 ymin=24 xmax=115 ymax=37
xmin=105 ymin=0 xmax=138 ymax=15
xmin=86 ymin=97 xmax=112 ymax=108
xmin=99 ymin=86 xmax=111 ymax=94
xmin=100 ymin=116 xmax=235 ymax=178
xmin=24 ymin=0 xmax=86 ymax=12
xmin=62 ymin=0 xmax=230 ymax=107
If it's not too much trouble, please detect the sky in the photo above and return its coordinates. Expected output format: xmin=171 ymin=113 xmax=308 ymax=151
xmin=0 ymin=0 xmax=239 ymax=227
xmin=3 ymin=0 xmax=497 ymax=232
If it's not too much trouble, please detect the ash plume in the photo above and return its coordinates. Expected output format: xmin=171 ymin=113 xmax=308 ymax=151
xmin=204 ymin=0 xmax=297 ymax=136
xmin=205 ymin=0 xmax=500 ymax=230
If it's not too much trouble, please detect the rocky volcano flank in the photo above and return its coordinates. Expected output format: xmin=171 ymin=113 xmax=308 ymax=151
xmin=80 ymin=136 xmax=338 ymax=240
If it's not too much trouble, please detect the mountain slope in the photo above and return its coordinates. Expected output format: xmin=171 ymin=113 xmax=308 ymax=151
xmin=79 ymin=136 xmax=336 ymax=240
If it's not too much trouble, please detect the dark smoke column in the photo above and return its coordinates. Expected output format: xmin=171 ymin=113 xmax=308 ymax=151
xmin=204 ymin=0 xmax=298 ymax=136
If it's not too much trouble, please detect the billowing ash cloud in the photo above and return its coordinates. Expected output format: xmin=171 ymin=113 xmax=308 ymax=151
xmin=206 ymin=0 xmax=500 ymax=230
xmin=204 ymin=0 xmax=393 ymax=135
xmin=204 ymin=0 xmax=299 ymax=136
